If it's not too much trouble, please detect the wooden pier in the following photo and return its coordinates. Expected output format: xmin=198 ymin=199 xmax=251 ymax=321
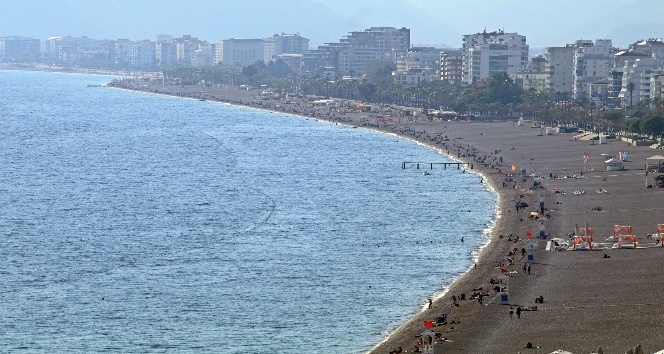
xmin=402 ymin=161 xmax=467 ymax=170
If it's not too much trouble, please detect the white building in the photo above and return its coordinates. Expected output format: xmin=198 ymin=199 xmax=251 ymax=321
xmin=393 ymin=68 xmax=438 ymax=86
xmin=572 ymin=40 xmax=615 ymax=99
xmin=393 ymin=47 xmax=440 ymax=85
xmin=651 ymin=73 xmax=664 ymax=102
xmin=461 ymin=30 xmax=528 ymax=84
xmin=131 ymin=40 xmax=157 ymax=68
xmin=338 ymin=27 xmax=410 ymax=75
xmin=175 ymin=35 xmax=208 ymax=66
xmin=440 ymin=49 xmax=462 ymax=84
xmin=620 ymin=58 xmax=664 ymax=105
xmin=397 ymin=47 xmax=440 ymax=71
xmin=155 ymin=41 xmax=177 ymax=67
xmin=215 ymin=38 xmax=264 ymax=67
xmin=546 ymin=45 xmax=575 ymax=94
xmin=263 ymin=33 xmax=309 ymax=62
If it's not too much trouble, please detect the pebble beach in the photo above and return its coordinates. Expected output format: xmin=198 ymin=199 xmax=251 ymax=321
xmin=110 ymin=81 xmax=664 ymax=354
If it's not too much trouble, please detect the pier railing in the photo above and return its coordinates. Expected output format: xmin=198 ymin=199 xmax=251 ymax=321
xmin=402 ymin=161 xmax=466 ymax=170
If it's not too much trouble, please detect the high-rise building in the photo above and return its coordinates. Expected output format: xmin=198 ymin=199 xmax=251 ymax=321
xmin=155 ymin=41 xmax=177 ymax=67
xmin=461 ymin=30 xmax=528 ymax=84
xmin=546 ymin=45 xmax=575 ymax=94
xmin=620 ymin=57 xmax=664 ymax=106
xmin=440 ymin=49 xmax=462 ymax=84
xmin=263 ymin=33 xmax=309 ymax=62
xmin=572 ymin=40 xmax=616 ymax=99
xmin=303 ymin=27 xmax=410 ymax=76
xmin=215 ymin=38 xmax=264 ymax=67
xmin=396 ymin=47 xmax=440 ymax=71
xmin=42 ymin=36 xmax=112 ymax=66
xmin=175 ymin=35 xmax=211 ymax=66
xmin=608 ymin=49 xmax=649 ymax=107
xmin=392 ymin=47 xmax=440 ymax=86
xmin=614 ymin=39 xmax=664 ymax=107
xmin=0 ymin=36 xmax=41 ymax=62
xmin=338 ymin=27 xmax=410 ymax=75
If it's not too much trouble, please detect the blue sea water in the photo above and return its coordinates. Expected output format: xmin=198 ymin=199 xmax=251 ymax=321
xmin=0 ymin=70 xmax=496 ymax=353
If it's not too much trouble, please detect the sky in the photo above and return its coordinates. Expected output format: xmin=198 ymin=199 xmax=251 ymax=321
xmin=1 ymin=0 xmax=663 ymax=49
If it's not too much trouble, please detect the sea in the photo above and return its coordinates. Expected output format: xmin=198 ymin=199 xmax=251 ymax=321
xmin=0 ymin=70 xmax=496 ymax=353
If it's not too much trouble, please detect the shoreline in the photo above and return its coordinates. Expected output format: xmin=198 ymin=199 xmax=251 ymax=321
xmin=107 ymin=79 xmax=505 ymax=350
xmin=107 ymin=80 xmax=664 ymax=354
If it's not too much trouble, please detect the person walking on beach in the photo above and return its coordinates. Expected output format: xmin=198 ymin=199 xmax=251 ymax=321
xmin=527 ymin=264 xmax=531 ymax=274
xmin=428 ymin=298 xmax=432 ymax=309
xmin=509 ymin=307 xmax=514 ymax=318
xmin=516 ymin=306 xmax=522 ymax=319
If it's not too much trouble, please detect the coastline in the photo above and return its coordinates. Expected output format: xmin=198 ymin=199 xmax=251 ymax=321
xmin=107 ymin=80 xmax=664 ymax=354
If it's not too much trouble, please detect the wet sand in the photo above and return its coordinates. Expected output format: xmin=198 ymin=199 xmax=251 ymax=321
xmin=110 ymin=81 xmax=664 ymax=354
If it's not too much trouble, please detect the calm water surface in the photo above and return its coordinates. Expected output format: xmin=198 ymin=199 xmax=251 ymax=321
xmin=0 ymin=70 xmax=496 ymax=353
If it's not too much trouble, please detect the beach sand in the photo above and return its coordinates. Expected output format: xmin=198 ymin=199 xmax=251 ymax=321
xmin=110 ymin=81 xmax=664 ymax=354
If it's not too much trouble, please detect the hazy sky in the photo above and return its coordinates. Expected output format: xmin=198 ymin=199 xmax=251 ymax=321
xmin=1 ymin=0 xmax=662 ymax=48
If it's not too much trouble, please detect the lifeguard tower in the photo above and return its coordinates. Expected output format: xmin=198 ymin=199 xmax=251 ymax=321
xmin=421 ymin=329 xmax=436 ymax=354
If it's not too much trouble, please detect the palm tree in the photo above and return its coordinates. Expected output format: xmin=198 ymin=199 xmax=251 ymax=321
xmin=627 ymin=81 xmax=635 ymax=108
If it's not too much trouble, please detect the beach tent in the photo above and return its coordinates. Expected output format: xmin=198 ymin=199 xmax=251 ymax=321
xmin=604 ymin=156 xmax=623 ymax=171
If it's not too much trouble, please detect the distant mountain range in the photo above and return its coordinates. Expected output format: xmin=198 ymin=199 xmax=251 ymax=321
xmin=2 ymin=0 xmax=662 ymax=48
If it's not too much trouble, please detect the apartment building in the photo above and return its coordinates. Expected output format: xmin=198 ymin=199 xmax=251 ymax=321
xmin=546 ymin=45 xmax=575 ymax=94
xmin=396 ymin=47 xmax=440 ymax=71
xmin=155 ymin=41 xmax=177 ymax=67
xmin=511 ymin=56 xmax=548 ymax=93
xmin=303 ymin=27 xmax=410 ymax=76
xmin=651 ymin=73 xmax=664 ymax=101
xmin=392 ymin=47 xmax=440 ymax=85
xmin=215 ymin=38 xmax=264 ymax=67
xmin=572 ymin=40 xmax=615 ymax=99
xmin=607 ymin=49 xmax=650 ymax=107
xmin=263 ymin=33 xmax=310 ymax=62
xmin=42 ymin=36 xmax=112 ymax=66
xmin=175 ymin=35 xmax=212 ymax=66
xmin=440 ymin=49 xmax=463 ymax=84
xmin=461 ymin=30 xmax=528 ymax=84
xmin=0 ymin=36 xmax=41 ymax=62
xmin=338 ymin=27 xmax=410 ymax=75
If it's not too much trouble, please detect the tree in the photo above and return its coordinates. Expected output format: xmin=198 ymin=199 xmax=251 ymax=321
xmin=627 ymin=81 xmax=635 ymax=108
xmin=266 ymin=59 xmax=292 ymax=78
xmin=241 ymin=63 xmax=259 ymax=78
xmin=358 ymin=83 xmax=377 ymax=101
xmin=365 ymin=61 xmax=396 ymax=86
xmin=639 ymin=114 xmax=664 ymax=140
xmin=626 ymin=119 xmax=641 ymax=134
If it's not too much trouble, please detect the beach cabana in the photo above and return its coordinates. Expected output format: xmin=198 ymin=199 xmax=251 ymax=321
xmin=646 ymin=154 xmax=664 ymax=172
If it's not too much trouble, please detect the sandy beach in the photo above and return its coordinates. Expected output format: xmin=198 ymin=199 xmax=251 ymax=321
xmin=110 ymin=80 xmax=664 ymax=354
